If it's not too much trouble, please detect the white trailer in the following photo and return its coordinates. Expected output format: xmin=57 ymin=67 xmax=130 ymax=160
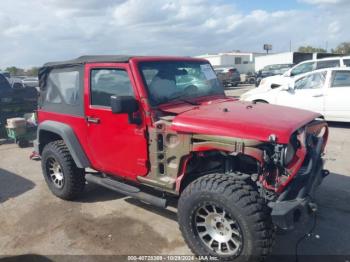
xmin=255 ymin=52 xmax=339 ymax=72
xmin=196 ymin=52 xmax=265 ymax=74
xmin=255 ymin=52 xmax=294 ymax=72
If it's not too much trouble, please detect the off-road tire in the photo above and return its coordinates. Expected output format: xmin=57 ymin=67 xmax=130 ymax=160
xmin=178 ymin=173 xmax=274 ymax=262
xmin=41 ymin=140 xmax=85 ymax=200
xmin=17 ymin=138 xmax=29 ymax=148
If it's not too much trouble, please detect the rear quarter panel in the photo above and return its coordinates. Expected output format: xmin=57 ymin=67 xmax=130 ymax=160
xmin=37 ymin=110 xmax=91 ymax=162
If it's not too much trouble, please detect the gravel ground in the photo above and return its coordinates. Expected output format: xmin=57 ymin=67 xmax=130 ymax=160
xmin=0 ymin=86 xmax=349 ymax=261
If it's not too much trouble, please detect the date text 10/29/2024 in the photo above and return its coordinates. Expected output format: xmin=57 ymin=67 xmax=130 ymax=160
xmin=127 ymin=255 xmax=219 ymax=261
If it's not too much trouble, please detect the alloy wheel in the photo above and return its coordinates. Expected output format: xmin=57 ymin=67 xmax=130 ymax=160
xmin=194 ymin=203 xmax=243 ymax=256
xmin=47 ymin=157 xmax=64 ymax=189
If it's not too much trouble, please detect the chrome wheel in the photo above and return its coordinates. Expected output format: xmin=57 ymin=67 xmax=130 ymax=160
xmin=195 ymin=204 xmax=243 ymax=256
xmin=47 ymin=157 xmax=64 ymax=188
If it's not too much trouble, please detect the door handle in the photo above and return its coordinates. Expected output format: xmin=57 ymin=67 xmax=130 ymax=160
xmin=86 ymin=116 xmax=100 ymax=124
xmin=312 ymin=94 xmax=324 ymax=98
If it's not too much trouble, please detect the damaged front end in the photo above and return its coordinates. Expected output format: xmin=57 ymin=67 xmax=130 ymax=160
xmin=231 ymin=119 xmax=329 ymax=230
xmin=138 ymin=113 xmax=329 ymax=230
xmin=265 ymin=120 xmax=329 ymax=230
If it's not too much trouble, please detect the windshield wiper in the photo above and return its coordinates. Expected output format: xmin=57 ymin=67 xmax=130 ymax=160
xmin=157 ymin=94 xmax=200 ymax=106
xmin=178 ymin=98 xmax=200 ymax=105
xmin=165 ymin=93 xmax=200 ymax=106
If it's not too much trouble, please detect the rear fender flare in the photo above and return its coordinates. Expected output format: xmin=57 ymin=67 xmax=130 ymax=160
xmin=37 ymin=120 xmax=90 ymax=168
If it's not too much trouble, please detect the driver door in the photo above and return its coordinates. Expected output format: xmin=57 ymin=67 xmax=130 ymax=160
xmin=276 ymin=71 xmax=326 ymax=114
xmin=84 ymin=63 xmax=148 ymax=179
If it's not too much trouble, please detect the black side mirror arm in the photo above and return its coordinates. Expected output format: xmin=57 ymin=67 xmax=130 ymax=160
xmin=128 ymin=112 xmax=142 ymax=125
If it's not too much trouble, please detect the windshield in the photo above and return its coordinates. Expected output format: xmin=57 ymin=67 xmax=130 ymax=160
xmin=139 ymin=61 xmax=224 ymax=106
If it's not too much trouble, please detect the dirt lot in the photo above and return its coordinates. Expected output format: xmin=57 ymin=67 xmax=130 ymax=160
xmin=1 ymin=86 xmax=350 ymax=261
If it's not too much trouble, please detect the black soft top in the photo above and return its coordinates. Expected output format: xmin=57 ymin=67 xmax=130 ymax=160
xmin=43 ymin=55 xmax=134 ymax=68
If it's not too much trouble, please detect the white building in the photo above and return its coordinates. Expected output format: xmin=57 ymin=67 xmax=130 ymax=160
xmin=196 ymin=52 xmax=266 ymax=74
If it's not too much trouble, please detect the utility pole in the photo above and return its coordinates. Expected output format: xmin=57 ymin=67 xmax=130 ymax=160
xmin=289 ymin=40 xmax=292 ymax=52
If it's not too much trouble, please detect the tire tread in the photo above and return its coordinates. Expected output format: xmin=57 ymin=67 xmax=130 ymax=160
xmin=178 ymin=173 xmax=274 ymax=262
xmin=42 ymin=140 xmax=85 ymax=200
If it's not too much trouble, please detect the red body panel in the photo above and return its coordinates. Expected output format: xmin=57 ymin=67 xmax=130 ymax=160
xmin=169 ymin=100 xmax=321 ymax=144
xmin=37 ymin=111 xmax=90 ymax=156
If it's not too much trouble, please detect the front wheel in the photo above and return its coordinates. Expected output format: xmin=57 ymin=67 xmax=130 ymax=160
xmin=178 ymin=173 xmax=274 ymax=262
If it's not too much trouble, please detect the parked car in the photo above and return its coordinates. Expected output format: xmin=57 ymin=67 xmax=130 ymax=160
xmin=21 ymin=77 xmax=39 ymax=88
xmin=0 ymin=73 xmax=38 ymax=137
xmin=240 ymin=72 xmax=256 ymax=85
xmin=255 ymin=64 xmax=294 ymax=86
xmin=35 ymin=55 xmax=329 ymax=261
xmin=241 ymin=67 xmax=350 ymax=122
xmin=214 ymin=67 xmax=241 ymax=88
xmin=258 ymin=56 xmax=350 ymax=90
xmin=9 ymin=78 xmax=24 ymax=89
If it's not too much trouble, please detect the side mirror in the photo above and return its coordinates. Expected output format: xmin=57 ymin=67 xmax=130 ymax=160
xmin=288 ymin=82 xmax=295 ymax=91
xmin=281 ymin=83 xmax=294 ymax=92
xmin=111 ymin=96 xmax=139 ymax=114
xmin=282 ymin=83 xmax=294 ymax=93
xmin=283 ymin=70 xmax=291 ymax=77
xmin=111 ymin=96 xmax=141 ymax=125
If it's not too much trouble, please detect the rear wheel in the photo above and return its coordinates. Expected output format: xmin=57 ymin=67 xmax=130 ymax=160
xmin=41 ymin=140 xmax=85 ymax=200
xmin=178 ymin=173 xmax=274 ymax=262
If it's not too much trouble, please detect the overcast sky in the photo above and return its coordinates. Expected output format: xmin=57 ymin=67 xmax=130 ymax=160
xmin=0 ymin=0 xmax=349 ymax=68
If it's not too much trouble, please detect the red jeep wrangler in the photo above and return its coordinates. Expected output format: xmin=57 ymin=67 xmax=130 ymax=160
xmin=35 ymin=55 xmax=329 ymax=261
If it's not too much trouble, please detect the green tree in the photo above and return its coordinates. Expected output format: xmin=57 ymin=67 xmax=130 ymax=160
xmin=5 ymin=66 xmax=25 ymax=76
xmin=332 ymin=42 xmax=350 ymax=55
xmin=298 ymin=46 xmax=327 ymax=53
xmin=26 ymin=67 xmax=39 ymax=76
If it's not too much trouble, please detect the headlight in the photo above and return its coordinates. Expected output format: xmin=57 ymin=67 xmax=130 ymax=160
xmin=283 ymin=143 xmax=295 ymax=166
xmin=260 ymin=79 xmax=266 ymax=86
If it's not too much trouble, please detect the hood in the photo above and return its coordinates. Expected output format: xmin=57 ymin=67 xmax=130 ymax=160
xmin=264 ymin=74 xmax=284 ymax=82
xmin=168 ymin=100 xmax=321 ymax=144
xmin=260 ymin=75 xmax=286 ymax=87
xmin=240 ymin=86 xmax=271 ymax=100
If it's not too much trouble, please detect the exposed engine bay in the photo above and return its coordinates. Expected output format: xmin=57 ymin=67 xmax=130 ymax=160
xmin=138 ymin=113 xmax=328 ymax=201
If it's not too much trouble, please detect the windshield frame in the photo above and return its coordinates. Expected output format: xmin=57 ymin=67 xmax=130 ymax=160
xmin=137 ymin=60 xmax=225 ymax=107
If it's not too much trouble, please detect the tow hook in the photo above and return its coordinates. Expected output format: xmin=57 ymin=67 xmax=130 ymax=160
xmin=308 ymin=202 xmax=318 ymax=213
xmin=322 ymin=169 xmax=330 ymax=178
